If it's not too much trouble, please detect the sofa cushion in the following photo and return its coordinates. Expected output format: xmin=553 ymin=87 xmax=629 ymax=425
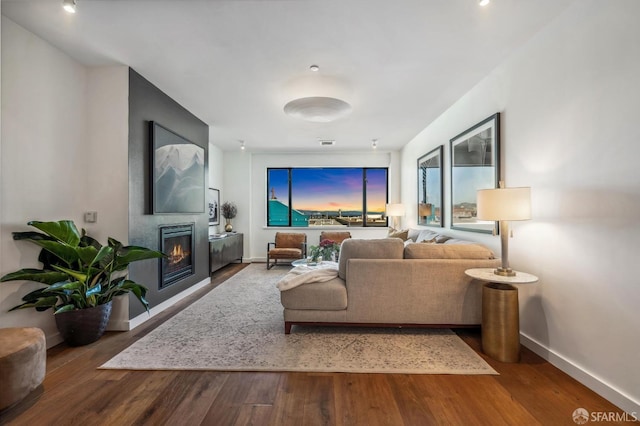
xmin=420 ymin=237 xmax=437 ymax=244
xmin=416 ymin=229 xmax=439 ymax=242
xmin=280 ymin=277 xmax=347 ymax=311
xmin=338 ymin=238 xmax=404 ymax=279
xmin=435 ymin=235 xmax=452 ymax=243
xmin=442 ymin=238 xmax=476 ymax=245
xmin=404 ymin=243 xmax=495 ymax=259
xmin=407 ymin=228 xmax=421 ymax=242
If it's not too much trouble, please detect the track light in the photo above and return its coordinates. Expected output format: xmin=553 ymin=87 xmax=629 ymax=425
xmin=240 ymin=140 xmax=245 ymax=150
xmin=63 ymin=0 xmax=77 ymax=13
xmin=372 ymin=139 xmax=378 ymax=149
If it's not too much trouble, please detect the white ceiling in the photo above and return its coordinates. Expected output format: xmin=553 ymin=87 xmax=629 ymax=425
xmin=1 ymin=0 xmax=575 ymax=152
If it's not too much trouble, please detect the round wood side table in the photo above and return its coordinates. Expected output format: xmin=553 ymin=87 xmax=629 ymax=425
xmin=465 ymin=268 xmax=538 ymax=363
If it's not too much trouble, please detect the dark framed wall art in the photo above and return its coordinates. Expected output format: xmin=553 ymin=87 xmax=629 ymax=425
xmin=150 ymin=121 xmax=205 ymax=214
xmin=209 ymin=188 xmax=220 ymax=225
xmin=450 ymin=113 xmax=500 ymax=233
xmin=417 ymin=145 xmax=444 ymax=227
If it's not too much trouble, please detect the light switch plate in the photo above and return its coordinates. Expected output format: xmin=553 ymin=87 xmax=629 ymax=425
xmin=84 ymin=211 xmax=97 ymax=223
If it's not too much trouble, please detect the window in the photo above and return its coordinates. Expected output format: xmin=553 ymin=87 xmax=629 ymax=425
xmin=267 ymin=168 xmax=388 ymax=227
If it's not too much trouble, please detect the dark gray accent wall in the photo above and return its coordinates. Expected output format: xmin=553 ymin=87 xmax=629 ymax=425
xmin=128 ymin=68 xmax=209 ymax=318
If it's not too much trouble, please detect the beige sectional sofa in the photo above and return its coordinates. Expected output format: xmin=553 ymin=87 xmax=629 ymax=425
xmin=280 ymin=231 xmax=500 ymax=334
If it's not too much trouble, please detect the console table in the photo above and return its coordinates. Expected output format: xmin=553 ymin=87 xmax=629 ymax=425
xmin=209 ymin=233 xmax=243 ymax=273
xmin=465 ymin=268 xmax=538 ymax=363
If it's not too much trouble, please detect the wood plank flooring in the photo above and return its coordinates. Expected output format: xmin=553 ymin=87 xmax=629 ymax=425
xmin=0 ymin=263 xmax=630 ymax=426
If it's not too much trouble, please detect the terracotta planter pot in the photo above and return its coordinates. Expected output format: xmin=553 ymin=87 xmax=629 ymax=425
xmin=54 ymin=301 xmax=113 ymax=347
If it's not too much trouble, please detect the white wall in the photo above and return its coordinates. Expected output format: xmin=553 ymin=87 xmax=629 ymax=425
xmin=1 ymin=17 xmax=88 ymax=344
xmin=0 ymin=15 xmax=3 ymax=281
xmin=85 ymin=66 xmax=129 ymax=243
xmin=208 ymin=137 xmax=224 ymax=235
xmin=400 ymin=0 xmax=639 ymax=413
xmin=223 ymin=151 xmax=399 ymax=261
xmin=85 ymin=66 xmax=130 ymax=329
xmin=0 ymin=19 xmax=131 ymax=345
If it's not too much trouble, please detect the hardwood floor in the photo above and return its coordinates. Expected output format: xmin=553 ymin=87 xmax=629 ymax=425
xmin=0 ymin=263 xmax=630 ymax=426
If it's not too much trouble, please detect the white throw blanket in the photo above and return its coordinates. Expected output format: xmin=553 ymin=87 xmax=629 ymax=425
xmin=276 ymin=262 xmax=339 ymax=291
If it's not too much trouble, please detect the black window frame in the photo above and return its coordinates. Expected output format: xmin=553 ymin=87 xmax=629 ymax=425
xmin=267 ymin=167 xmax=389 ymax=227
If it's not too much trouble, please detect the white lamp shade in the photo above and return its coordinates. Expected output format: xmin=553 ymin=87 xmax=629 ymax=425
xmin=385 ymin=203 xmax=405 ymax=217
xmin=477 ymin=187 xmax=531 ymax=221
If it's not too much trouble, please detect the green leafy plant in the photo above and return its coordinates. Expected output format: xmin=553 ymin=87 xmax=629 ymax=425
xmin=0 ymin=220 xmax=165 ymax=314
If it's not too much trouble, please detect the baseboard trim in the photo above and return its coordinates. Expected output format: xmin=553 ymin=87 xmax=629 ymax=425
xmin=520 ymin=332 xmax=639 ymax=415
xmin=45 ymin=331 xmax=64 ymax=349
xmin=128 ymin=277 xmax=211 ymax=330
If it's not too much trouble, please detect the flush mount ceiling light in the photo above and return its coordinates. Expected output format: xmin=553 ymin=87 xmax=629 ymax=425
xmin=282 ymin=65 xmax=352 ymax=123
xmin=62 ymin=0 xmax=77 ymax=13
xmin=284 ymin=97 xmax=352 ymax=123
xmin=479 ymin=0 xmax=490 ymax=6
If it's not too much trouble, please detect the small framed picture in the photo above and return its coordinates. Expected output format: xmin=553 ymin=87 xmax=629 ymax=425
xmin=209 ymin=188 xmax=220 ymax=225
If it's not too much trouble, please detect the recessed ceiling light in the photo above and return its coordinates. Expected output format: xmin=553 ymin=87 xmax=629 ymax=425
xmin=63 ymin=0 xmax=77 ymax=13
xmin=479 ymin=0 xmax=490 ymax=6
xmin=309 ymin=65 xmax=320 ymax=72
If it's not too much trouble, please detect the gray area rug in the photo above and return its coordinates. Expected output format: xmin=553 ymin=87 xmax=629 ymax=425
xmin=101 ymin=264 xmax=497 ymax=375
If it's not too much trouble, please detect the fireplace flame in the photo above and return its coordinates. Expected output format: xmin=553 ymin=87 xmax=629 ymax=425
xmin=169 ymin=244 xmax=189 ymax=265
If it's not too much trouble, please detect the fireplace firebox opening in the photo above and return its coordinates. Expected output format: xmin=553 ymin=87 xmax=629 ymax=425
xmin=160 ymin=223 xmax=195 ymax=289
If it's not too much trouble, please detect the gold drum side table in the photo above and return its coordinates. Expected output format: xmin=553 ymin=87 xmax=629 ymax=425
xmin=482 ymin=282 xmax=520 ymax=362
xmin=465 ymin=268 xmax=539 ymax=363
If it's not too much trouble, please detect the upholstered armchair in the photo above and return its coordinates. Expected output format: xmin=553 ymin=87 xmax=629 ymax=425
xmin=319 ymin=231 xmax=352 ymax=245
xmin=267 ymin=232 xmax=307 ymax=270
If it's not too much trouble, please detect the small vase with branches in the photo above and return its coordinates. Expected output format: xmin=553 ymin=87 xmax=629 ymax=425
xmin=221 ymin=202 xmax=237 ymax=232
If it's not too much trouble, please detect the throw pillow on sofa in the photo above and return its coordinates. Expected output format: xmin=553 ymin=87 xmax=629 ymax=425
xmin=419 ymin=237 xmax=437 ymax=244
xmin=387 ymin=228 xmax=409 ymax=241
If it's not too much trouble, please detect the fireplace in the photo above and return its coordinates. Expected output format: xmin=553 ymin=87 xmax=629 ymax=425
xmin=160 ymin=224 xmax=195 ymax=289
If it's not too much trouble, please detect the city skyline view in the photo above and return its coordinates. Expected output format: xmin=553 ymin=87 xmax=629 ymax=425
xmin=268 ymin=168 xmax=387 ymax=214
xmin=452 ymin=166 xmax=495 ymax=205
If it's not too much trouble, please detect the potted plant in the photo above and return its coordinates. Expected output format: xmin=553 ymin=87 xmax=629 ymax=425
xmin=221 ymin=202 xmax=237 ymax=232
xmin=308 ymin=239 xmax=340 ymax=262
xmin=0 ymin=220 xmax=164 ymax=346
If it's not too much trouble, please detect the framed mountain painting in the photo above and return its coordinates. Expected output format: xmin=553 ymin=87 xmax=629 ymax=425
xmin=151 ymin=121 xmax=205 ymax=214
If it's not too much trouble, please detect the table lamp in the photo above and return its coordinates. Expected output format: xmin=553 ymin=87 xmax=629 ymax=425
xmin=385 ymin=203 xmax=405 ymax=230
xmin=477 ymin=182 xmax=531 ymax=277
